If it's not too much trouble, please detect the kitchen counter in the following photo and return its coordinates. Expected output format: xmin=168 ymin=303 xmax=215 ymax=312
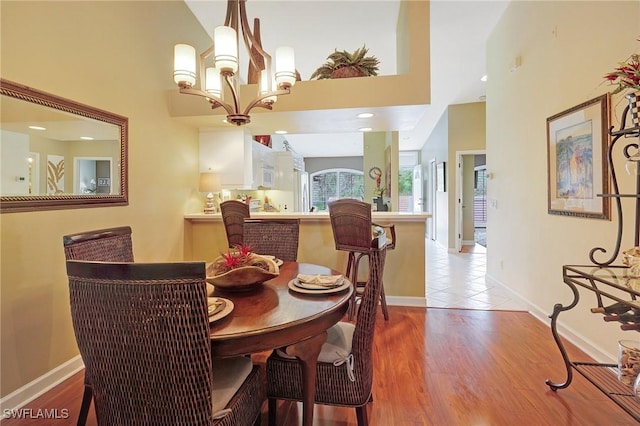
xmin=184 ymin=211 xmax=431 ymax=306
xmin=184 ymin=211 xmax=430 ymax=222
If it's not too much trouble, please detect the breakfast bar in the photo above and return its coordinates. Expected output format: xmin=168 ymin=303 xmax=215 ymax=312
xmin=184 ymin=211 xmax=430 ymax=304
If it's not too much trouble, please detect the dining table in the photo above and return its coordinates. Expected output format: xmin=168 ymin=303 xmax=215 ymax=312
xmin=208 ymin=261 xmax=353 ymax=426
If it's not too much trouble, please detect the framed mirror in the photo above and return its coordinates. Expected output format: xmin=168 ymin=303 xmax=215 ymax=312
xmin=1 ymin=79 xmax=128 ymax=213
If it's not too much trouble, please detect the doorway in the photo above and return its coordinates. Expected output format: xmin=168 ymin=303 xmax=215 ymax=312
xmin=455 ymin=150 xmax=486 ymax=252
xmin=75 ymin=157 xmax=112 ymax=194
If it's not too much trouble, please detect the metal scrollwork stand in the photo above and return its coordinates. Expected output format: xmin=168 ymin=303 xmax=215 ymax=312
xmin=545 ymin=101 xmax=640 ymax=421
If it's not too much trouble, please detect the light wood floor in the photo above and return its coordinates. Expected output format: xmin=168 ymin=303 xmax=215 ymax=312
xmin=2 ymin=307 xmax=636 ymax=425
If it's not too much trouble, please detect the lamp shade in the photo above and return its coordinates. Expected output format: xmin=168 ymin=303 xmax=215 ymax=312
xmin=205 ymin=67 xmax=222 ymax=98
xmin=214 ymin=26 xmax=238 ymax=74
xmin=199 ymin=172 xmax=221 ymax=193
xmin=275 ymin=46 xmax=296 ymax=89
xmin=173 ymin=44 xmax=197 ymax=87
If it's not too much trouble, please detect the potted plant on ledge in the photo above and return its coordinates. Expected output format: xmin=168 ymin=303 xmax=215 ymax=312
xmin=310 ymin=45 xmax=380 ymax=80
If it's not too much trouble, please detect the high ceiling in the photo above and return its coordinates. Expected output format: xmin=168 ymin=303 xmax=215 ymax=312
xmin=185 ymin=0 xmax=509 ymax=157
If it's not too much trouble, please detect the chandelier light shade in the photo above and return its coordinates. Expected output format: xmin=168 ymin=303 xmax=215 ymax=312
xmin=173 ymin=44 xmax=197 ymax=87
xmin=173 ymin=0 xmax=296 ymax=126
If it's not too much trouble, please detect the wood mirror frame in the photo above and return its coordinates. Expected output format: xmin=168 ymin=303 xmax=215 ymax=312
xmin=0 ymin=79 xmax=128 ymax=213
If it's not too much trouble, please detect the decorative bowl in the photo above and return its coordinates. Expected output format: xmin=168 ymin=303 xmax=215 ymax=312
xmin=206 ymin=255 xmax=279 ymax=292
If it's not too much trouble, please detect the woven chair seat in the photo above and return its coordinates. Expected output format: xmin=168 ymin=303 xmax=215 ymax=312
xmin=220 ymin=200 xmax=250 ymax=248
xmin=66 ymin=260 xmax=265 ymax=426
xmin=267 ymin=246 xmax=387 ymax=426
xmin=328 ymin=199 xmax=395 ymax=321
xmin=62 ymin=226 xmax=135 ymax=425
xmin=243 ymin=218 xmax=300 ymax=261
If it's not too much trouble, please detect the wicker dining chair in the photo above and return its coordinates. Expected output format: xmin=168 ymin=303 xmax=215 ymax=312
xmin=220 ymin=200 xmax=251 ymax=248
xmin=65 ymin=259 xmax=265 ymax=426
xmin=243 ymin=219 xmax=300 ymax=261
xmin=266 ymin=244 xmax=387 ymax=426
xmin=62 ymin=226 xmax=134 ymax=426
xmin=328 ymin=199 xmax=395 ymax=320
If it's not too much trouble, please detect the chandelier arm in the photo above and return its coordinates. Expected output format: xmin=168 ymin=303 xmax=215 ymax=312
xmin=224 ymin=0 xmax=237 ymax=28
xmin=198 ymin=46 xmax=215 ymax=89
xmin=178 ymin=87 xmax=235 ymax=117
xmin=222 ymin=72 xmax=242 ymax=114
xmin=238 ymin=1 xmax=267 ymax=74
xmin=242 ymin=88 xmax=290 ymax=115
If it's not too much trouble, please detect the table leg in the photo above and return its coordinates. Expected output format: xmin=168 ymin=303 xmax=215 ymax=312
xmin=284 ymin=332 xmax=327 ymax=426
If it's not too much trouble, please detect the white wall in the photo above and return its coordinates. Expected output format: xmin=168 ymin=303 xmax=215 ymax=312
xmin=0 ymin=130 xmax=29 ymax=195
xmin=486 ymin=0 xmax=640 ymax=361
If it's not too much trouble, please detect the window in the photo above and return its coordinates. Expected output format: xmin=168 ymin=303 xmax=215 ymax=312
xmin=310 ymin=169 xmax=364 ymax=211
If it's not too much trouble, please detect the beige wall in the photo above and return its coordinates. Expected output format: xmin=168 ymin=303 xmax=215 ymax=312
xmin=486 ymin=1 xmax=640 ymax=360
xmin=420 ymin=102 xmax=486 ymax=248
xmin=0 ymin=1 xmax=209 ymax=397
xmin=447 ymin=103 xmax=486 ymax=247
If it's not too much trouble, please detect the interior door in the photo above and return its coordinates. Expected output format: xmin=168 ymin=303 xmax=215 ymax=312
xmin=412 ymin=164 xmax=423 ymax=212
xmin=456 ymin=155 xmax=464 ymax=252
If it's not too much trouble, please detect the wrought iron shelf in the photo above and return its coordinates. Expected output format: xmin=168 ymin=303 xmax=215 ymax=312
xmin=572 ymin=362 xmax=640 ymax=422
xmin=546 ymin=102 xmax=640 ymax=421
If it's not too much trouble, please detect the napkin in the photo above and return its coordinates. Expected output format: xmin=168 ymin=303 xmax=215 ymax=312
xmin=207 ymin=297 xmax=226 ymax=317
xmin=296 ymin=274 xmax=344 ymax=287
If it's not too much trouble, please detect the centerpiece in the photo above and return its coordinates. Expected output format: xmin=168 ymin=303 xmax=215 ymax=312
xmin=206 ymin=244 xmax=279 ymax=292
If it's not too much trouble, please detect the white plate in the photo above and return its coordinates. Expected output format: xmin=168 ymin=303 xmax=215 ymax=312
xmin=294 ymin=277 xmax=345 ymax=290
xmin=288 ymin=279 xmax=351 ymax=295
xmin=208 ymin=297 xmax=234 ymax=323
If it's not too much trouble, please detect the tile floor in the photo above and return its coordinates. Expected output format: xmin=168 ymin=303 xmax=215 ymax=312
xmin=426 ymin=238 xmax=528 ymax=311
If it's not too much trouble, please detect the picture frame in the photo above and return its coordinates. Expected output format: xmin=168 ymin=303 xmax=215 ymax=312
xmin=547 ymin=94 xmax=610 ymax=219
xmin=436 ymin=162 xmax=446 ymax=192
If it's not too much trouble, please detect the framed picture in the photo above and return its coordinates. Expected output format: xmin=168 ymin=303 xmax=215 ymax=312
xmin=436 ymin=162 xmax=446 ymax=192
xmin=547 ymin=94 xmax=610 ymax=219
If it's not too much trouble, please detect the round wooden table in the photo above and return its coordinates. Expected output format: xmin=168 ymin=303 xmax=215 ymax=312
xmin=209 ymin=261 xmax=353 ymax=426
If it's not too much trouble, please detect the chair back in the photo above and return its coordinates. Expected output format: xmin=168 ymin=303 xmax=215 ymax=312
xmin=243 ymin=218 xmax=300 ymax=261
xmin=328 ymin=199 xmax=372 ymax=254
xmin=351 ymin=244 xmax=387 ymax=388
xmin=220 ymin=200 xmax=250 ymax=248
xmin=63 ymin=226 xmax=134 ymax=262
xmin=66 ymin=260 xmax=214 ymax=425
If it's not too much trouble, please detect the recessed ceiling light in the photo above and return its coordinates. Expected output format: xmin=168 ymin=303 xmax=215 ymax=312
xmin=481 ymin=75 xmax=488 ymax=82
xmin=357 ymin=112 xmax=374 ymax=119
xmin=359 ymin=127 xmax=372 ymax=132
xmin=80 ymin=136 xmax=94 ymax=140
xmin=275 ymin=130 xmax=288 ymax=135
xmin=28 ymin=125 xmax=46 ymax=130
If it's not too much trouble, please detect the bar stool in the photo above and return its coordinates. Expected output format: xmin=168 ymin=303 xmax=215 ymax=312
xmin=328 ymin=199 xmax=395 ymax=320
xmin=220 ymin=200 xmax=250 ymax=248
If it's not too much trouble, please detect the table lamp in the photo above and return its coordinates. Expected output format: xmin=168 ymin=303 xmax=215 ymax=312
xmin=199 ymin=172 xmax=221 ymax=214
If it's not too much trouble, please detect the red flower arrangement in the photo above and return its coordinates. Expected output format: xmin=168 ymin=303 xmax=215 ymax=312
xmin=604 ymin=39 xmax=640 ymax=95
xmin=214 ymin=244 xmax=271 ymax=274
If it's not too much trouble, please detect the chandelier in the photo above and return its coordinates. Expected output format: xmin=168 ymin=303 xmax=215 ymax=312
xmin=173 ymin=0 xmax=296 ymax=126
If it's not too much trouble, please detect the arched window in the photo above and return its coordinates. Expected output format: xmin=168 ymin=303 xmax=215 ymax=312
xmin=310 ymin=168 xmax=364 ymax=211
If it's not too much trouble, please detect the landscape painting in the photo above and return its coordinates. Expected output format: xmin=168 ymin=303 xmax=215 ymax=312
xmin=547 ymin=94 xmax=610 ymax=219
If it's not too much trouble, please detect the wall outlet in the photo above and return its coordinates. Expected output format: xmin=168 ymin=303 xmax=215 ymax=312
xmin=489 ymin=198 xmax=498 ymax=209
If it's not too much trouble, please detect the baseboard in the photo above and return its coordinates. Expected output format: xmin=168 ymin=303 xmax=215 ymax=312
xmin=485 ymin=273 xmax=615 ymax=364
xmin=0 ymin=355 xmax=84 ymax=417
xmin=385 ymin=295 xmax=427 ymax=308
xmin=462 ymin=240 xmax=475 ymax=246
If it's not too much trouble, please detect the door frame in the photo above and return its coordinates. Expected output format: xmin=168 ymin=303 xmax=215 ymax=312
xmin=455 ymin=150 xmax=485 ymax=252
xmin=427 ymin=158 xmax=436 ymax=240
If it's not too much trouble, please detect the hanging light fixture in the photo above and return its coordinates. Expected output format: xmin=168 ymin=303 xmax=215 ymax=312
xmin=173 ymin=0 xmax=296 ymax=126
